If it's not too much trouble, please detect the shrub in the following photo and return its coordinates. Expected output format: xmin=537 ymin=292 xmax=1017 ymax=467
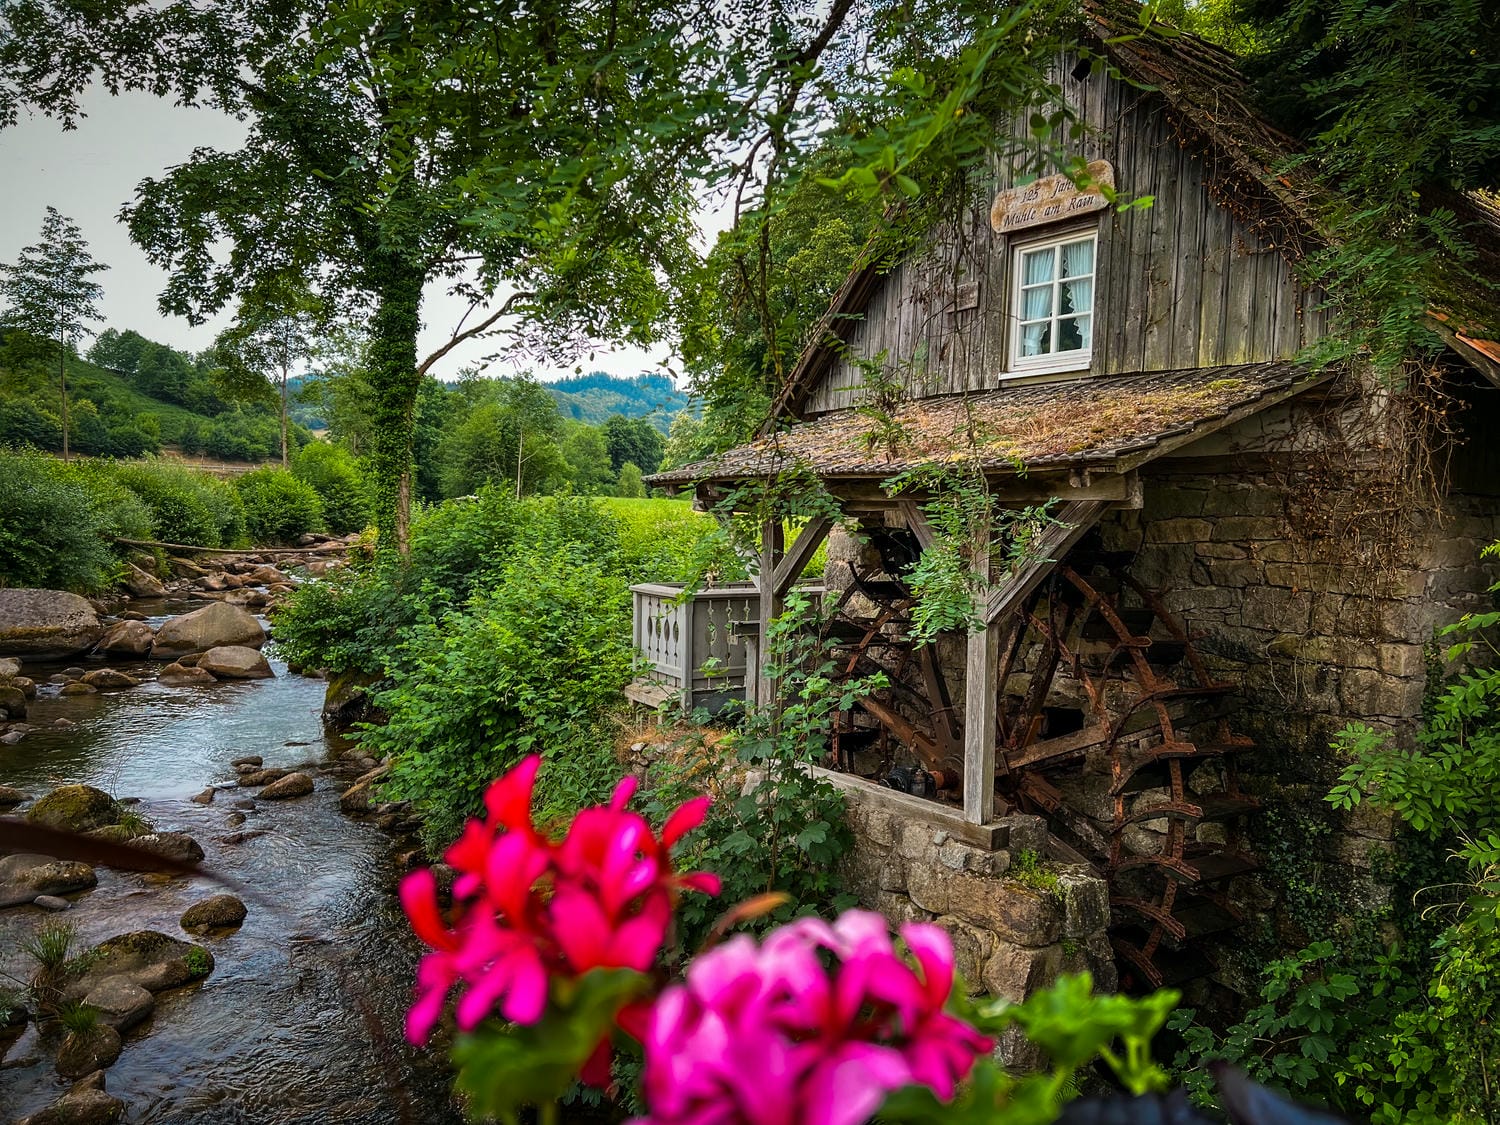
xmin=234 ymin=467 xmax=324 ymax=545
xmin=292 ymin=441 xmax=370 ymax=534
xmin=112 ymin=459 xmax=247 ymax=547
xmin=270 ymin=559 xmax=409 ymax=674
xmin=368 ymin=549 xmax=633 ymax=849
xmin=0 ymin=449 xmax=147 ymax=591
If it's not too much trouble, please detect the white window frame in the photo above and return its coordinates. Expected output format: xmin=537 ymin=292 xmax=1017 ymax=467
xmin=1006 ymin=229 xmax=1098 ymax=377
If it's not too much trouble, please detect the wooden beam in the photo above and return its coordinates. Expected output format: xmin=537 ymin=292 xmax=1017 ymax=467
xmin=898 ymin=499 xmax=938 ymax=550
xmin=755 ymin=519 xmax=785 ymax=712
xmin=810 ymin=766 xmax=1010 ymax=851
xmin=982 ymin=499 xmax=1108 ymax=625
xmin=771 ymin=516 xmax=832 ymax=597
xmin=963 ymin=613 xmax=1000 ymax=825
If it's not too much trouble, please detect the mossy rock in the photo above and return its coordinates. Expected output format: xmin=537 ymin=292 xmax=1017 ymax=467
xmin=27 ymin=786 xmax=122 ymax=833
xmin=65 ymin=931 xmax=214 ymax=1001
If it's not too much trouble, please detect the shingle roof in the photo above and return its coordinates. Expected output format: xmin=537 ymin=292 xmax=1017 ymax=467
xmin=651 ymin=362 xmax=1329 ymax=486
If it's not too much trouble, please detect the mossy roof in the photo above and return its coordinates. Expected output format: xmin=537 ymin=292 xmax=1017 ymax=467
xmin=650 ymin=361 xmax=1327 ymax=486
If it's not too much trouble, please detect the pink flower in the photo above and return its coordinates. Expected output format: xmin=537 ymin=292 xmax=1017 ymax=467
xmin=635 ymin=910 xmax=993 ymax=1125
xmin=401 ymin=755 xmax=720 ymax=1046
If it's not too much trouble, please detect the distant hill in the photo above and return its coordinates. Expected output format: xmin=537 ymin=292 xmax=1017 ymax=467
xmin=0 ymin=327 xmax=305 ymax=462
xmin=546 ymin=372 xmax=688 ymax=433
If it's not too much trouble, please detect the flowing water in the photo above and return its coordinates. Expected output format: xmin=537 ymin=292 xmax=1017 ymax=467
xmin=0 ymin=606 xmax=462 ymax=1124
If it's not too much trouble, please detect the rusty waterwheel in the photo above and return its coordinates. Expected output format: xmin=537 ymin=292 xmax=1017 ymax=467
xmin=821 ymin=529 xmax=1260 ymax=991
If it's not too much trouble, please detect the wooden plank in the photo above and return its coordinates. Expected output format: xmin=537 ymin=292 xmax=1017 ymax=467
xmin=1169 ymin=143 xmax=1206 ymax=371
xmin=771 ymin=516 xmax=832 ymax=596
xmin=982 ymin=499 xmax=1109 ymax=624
xmin=1005 ymin=723 xmax=1110 ymax=771
xmin=963 ymin=615 xmax=1000 ymax=825
xmin=899 ymin=499 xmax=938 ymax=551
xmin=1141 ymin=109 xmax=1178 ymax=372
xmin=755 ymin=519 xmax=785 ymax=712
xmin=1197 ymin=181 xmax=1231 ymax=369
xmin=809 ymin=765 xmax=1009 ymax=850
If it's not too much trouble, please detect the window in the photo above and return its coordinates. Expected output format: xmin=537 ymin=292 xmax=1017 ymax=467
xmin=1009 ymin=232 xmax=1095 ymax=374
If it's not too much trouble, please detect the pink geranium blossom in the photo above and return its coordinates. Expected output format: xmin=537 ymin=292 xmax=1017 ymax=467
xmin=400 ymin=755 xmax=720 ymax=1045
xmin=635 ymin=910 xmax=993 ymax=1125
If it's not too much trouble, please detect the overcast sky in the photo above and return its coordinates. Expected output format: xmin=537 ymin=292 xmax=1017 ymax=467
xmin=0 ymin=89 xmax=705 ymax=383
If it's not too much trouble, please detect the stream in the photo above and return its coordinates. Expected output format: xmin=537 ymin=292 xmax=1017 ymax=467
xmin=0 ymin=603 xmax=463 ymax=1124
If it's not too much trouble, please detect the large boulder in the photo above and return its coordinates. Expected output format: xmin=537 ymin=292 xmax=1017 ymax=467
xmin=56 ymin=1025 xmax=123 ymax=1078
xmin=95 ymin=620 xmax=154 ymax=658
xmin=152 ymin=603 xmax=266 ymax=660
xmin=64 ymin=931 xmax=214 ymax=1002
xmin=0 ymin=854 xmax=98 ymax=907
xmin=120 ymin=564 xmax=165 ymax=599
xmin=197 ymin=646 xmax=274 ymax=680
xmin=17 ymin=1071 xmax=124 ymax=1125
xmin=27 ymin=785 xmax=121 ymax=833
xmin=0 ymin=590 xmax=104 ymax=659
xmin=81 ymin=977 xmax=155 ymax=1031
xmin=0 ymin=682 xmax=27 ymax=719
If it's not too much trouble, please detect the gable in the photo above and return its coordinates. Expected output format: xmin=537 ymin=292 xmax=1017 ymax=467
xmin=789 ymin=55 xmax=1331 ymax=420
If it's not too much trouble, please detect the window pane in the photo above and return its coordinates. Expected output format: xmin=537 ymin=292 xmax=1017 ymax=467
xmin=1060 ymin=239 xmax=1094 ymax=278
xmin=1020 ymin=322 xmax=1050 ymax=357
xmin=1021 ymin=285 xmax=1053 ymax=321
xmin=1058 ymin=315 xmax=1091 ymax=353
xmin=1022 ymin=247 xmax=1054 ymax=285
xmin=1058 ymin=278 xmax=1092 ymax=316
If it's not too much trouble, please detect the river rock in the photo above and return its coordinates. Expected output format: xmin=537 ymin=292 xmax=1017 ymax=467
xmin=152 ymin=603 xmax=266 ymax=659
xmin=96 ymin=620 xmax=154 ymax=658
xmin=0 ymin=682 xmax=27 ymax=719
xmin=338 ymin=764 xmax=391 ymax=814
xmin=18 ymin=1071 xmax=124 ymax=1125
xmin=0 ymin=784 xmax=26 ymax=807
xmin=64 ymin=666 xmax=86 ymax=677
xmin=1 ymin=729 xmax=25 ymax=744
xmin=158 ymin=663 xmax=217 ymax=686
xmin=230 ymin=798 xmax=257 ymax=810
xmin=57 ymin=1025 xmax=122 ymax=1078
xmin=0 ymin=657 xmax=20 ymax=676
xmin=34 ymin=895 xmax=72 ymax=911
xmin=259 ymin=772 xmax=313 ymax=800
xmin=0 ymin=855 xmax=98 ymax=907
xmin=132 ymin=832 xmax=205 ymax=865
xmin=190 ymin=788 xmax=215 ymax=805
xmin=0 ymin=590 xmax=104 ymax=659
xmin=231 ymin=755 xmax=263 ymax=768
xmin=247 ymin=564 xmax=287 ymax=585
xmin=197 ymin=646 xmax=274 ymax=680
xmin=81 ymin=669 xmax=140 ymax=690
xmin=118 ymin=610 xmax=147 ymax=621
xmin=225 ymin=811 xmax=246 ymax=827
xmin=322 ymin=668 xmax=378 ymax=729
xmin=28 ymin=785 xmax=121 ymax=832
xmin=14 ymin=675 xmax=38 ymax=698
xmin=82 ymin=977 xmax=155 ymax=1031
xmin=180 ymin=894 xmax=247 ymax=932
xmin=121 ymin=564 xmax=165 ymax=600
xmin=197 ymin=574 xmax=228 ymax=592
xmin=65 ymin=932 xmax=214 ymax=1001
xmin=60 ymin=682 xmax=97 ymax=696
xmin=238 ymin=768 xmax=290 ymax=787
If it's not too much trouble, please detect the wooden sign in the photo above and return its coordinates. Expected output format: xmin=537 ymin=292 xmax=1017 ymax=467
xmin=990 ymin=160 xmax=1114 ymax=234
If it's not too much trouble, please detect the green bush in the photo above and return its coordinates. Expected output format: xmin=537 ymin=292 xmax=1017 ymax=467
xmin=112 ymin=459 xmax=246 ymax=547
xmin=269 ymin=559 xmax=409 ymax=675
xmin=367 ymin=549 xmax=634 ymax=848
xmin=0 ymin=449 xmax=149 ymax=591
xmin=234 ymin=467 xmax=324 ymax=545
xmin=291 ymin=442 xmax=370 ymax=534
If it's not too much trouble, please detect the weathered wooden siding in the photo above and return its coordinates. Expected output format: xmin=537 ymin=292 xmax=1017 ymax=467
xmin=803 ymin=60 xmax=1331 ymax=416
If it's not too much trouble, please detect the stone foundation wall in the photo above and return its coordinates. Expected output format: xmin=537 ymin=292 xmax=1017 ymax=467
xmin=830 ymin=775 xmax=1114 ymax=1066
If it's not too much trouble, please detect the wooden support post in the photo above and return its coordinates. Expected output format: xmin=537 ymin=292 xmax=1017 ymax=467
xmin=755 ymin=518 xmax=785 ymax=714
xmin=771 ymin=516 xmax=832 ymax=597
xmin=963 ymin=612 xmax=1000 ymax=825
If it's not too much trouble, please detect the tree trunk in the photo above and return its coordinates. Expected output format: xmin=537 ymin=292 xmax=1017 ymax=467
xmin=279 ymin=364 xmax=290 ymax=469
xmin=58 ymin=340 xmax=70 ymax=462
xmin=366 ymin=253 xmax=425 ymax=556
